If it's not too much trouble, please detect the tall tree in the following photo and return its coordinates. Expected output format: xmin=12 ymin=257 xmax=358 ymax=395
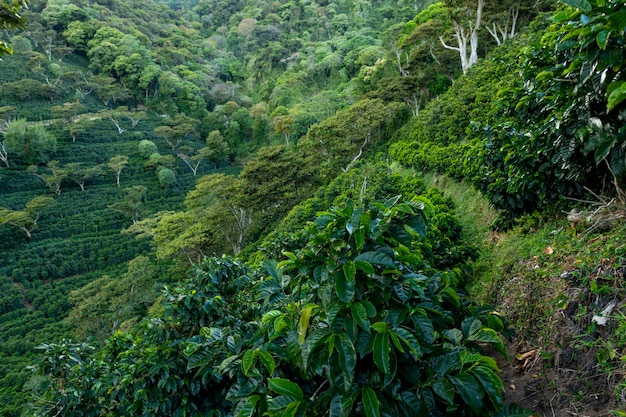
xmin=0 ymin=195 xmax=55 ymax=238
xmin=66 ymin=162 xmax=105 ymax=191
xmin=107 ymin=154 xmax=129 ymax=186
xmin=28 ymin=161 xmax=68 ymax=195
xmin=109 ymin=185 xmax=147 ymax=224
xmin=439 ymin=0 xmax=485 ymax=74
xmin=2 ymin=119 xmax=57 ymax=165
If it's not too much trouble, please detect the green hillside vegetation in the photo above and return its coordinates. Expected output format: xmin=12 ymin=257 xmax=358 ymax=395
xmin=0 ymin=0 xmax=625 ymax=415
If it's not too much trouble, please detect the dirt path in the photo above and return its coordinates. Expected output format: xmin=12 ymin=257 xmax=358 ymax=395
xmin=9 ymin=279 xmax=36 ymax=311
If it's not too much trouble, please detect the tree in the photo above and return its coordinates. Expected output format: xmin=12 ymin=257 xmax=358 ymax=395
xmin=65 ymin=162 xmax=105 ymax=191
xmin=109 ymin=185 xmax=147 ymax=223
xmin=185 ymin=173 xmax=251 ymax=255
xmin=153 ymin=114 xmax=198 ymax=151
xmin=51 ymin=102 xmax=86 ymax=124
xmin=0 ymin=134 xmax=9 ymax=167
xmin=203 ymin=130 xmax=230 ymax=166
xmin=303 ymin=99 xmax=408 ymax=176
xmin=273 ymin=114 xmax=294 ymax=145
xmin=0 ymin=0 xmax=29 ymax=57
xmin=28 ymin=161 xmax=68 ymax=195
xmin=157 ymin=167 xmax=176 ymax=188
xmin=0 ymin=195 xmax=55 ymax=238
xmin=137 ymin=139 xmax=158 ymax=158
xmin=439 ymin=0 xmax=485 ymax=75
xmin=107 ymin=154 xmax=129 ymax=186
xmin=177 ymin=145 xmax=205 ymax=176
xmin=68 ymin=256 xmax=158 ymax=340
xmin=3 ymin=119 xmax=57 ymax=165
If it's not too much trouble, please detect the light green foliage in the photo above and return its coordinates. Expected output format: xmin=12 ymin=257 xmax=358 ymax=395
xmin=0 ymin=195 xmax=54 ymax=238
xmin=137 ymin=139 xmax=158 ymax=158
xmin=68 ymin=256 xmax=158 ymax=340
xmin=156 ymin=166 xmax=176 ymax=188
xmin=153 ymin=114 xmax=199 ymax=151
xmin=28 ymin=161 xmax=68 ymax=195
xmin=3 ymin=119 xmax=57 ymax=166
xmin=107 ymin=154 xmax=129 ymax=186
xmin=303 ymin=98 xmax=409 ymax=177
xmin=65 ymin=162 xmax=105 ymax=191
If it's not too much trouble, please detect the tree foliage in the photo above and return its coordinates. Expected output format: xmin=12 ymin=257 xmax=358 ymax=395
xmin=0 ymin=0 xmax=29 ymax=56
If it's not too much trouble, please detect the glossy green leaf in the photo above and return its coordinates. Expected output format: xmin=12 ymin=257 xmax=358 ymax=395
xmin=596 ymin=29 xmax=609 ymax=49
xmin=351 ymin=303 xmax=370 ymax=333
xmin=267 ymin=394 xmax=295 ymax=415
xmin=346 ymin=207 xmax=362 ymax=235
xmin=329 ymin=395 xmax=343 ymax=417
xmin=448 ymin=373 xmax=483 ymax=414
xmin=467 ymin=326 xmax=506 ymax=355
xmin=302 ymin=328 xmax=332 ymax=370
xmin=360 ymin=300 xmax=377 ymax=317
xmin=262 ymin=310 xmax=283 ymax=324
xmin=242 ymin=349 xmax=256 ymax=375
xmin=389 ymin=331 xmax=405 ymax=353
xmin=336 ymin=334 xmax=356 ymax=390
xmin=607 ymin=81 xmax=626 ymax=111
xmin=218 ymin=354 xmax=240 ymax=373
xmin=412 ymin=313 xmax=435 ymax=344
xmin=608 ymin=10 xmax=626 ymax=32
xmin=335 ymin=269 xmax=355 ymax=303
xmin=372 ymin=332 xmax=391 ymax=374
xmin=361 ymin=387 xmax=380 ymax=417
xmin=354 ymin=251 xmax=396 ymax=268
xmin=432 ymin=378 xmax=455 ymax=405
xmin=472 ymin=365 xmax=504 ymax=407
xmin=354 ymin=228 xmax=365 ymax=250
xmin=400 ymin=391 xmax=422 ymax=413
xmin=391 ymin=327 xmax=421 ymax=358
xmin=238 ymin=395 xmax=260 ymax=417
xmin=343 ymin=261 xmax=356 ymax=284
xmin=268 ymin=378 xmax=304 ymax=401
xmin=257 ymin=350 xmax=276 ymax=376
xmin=354 ymin=260 xmax=375 ymax=275
xmin=371 ymin=321 xmax=388 ymax=333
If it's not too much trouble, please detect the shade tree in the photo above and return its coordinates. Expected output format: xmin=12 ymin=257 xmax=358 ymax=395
xmin=27 ymin=161 xmax=68 ymax=195
xmin=107 ymin=154 xmax=129 ymax=187
xmin=303 ymin=98 xmax=408 ymax=176
xmin=109 ymin=185 xmax=147 ymax=224
xmin=153 ymin=114 xmax=199 ymax=151
xmin=177 ymin=145 xmax=207 ymax=176
xmin=0 ymin=195 xmax=55 ymax=239
xmin=137 ymin=139 xmax=158 ymax=158
xmin=65 ymin=162 xmax=105 ymax=191
xmin=2 ymin=119 xmax=57 ymax=166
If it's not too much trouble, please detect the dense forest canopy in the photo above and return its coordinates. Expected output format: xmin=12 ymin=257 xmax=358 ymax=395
xmin=0 ymin=0 xmax=625 ymax=415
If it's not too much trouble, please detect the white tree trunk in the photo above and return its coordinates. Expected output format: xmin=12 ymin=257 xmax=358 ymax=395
xmin=440 ymin=0 xmax=485 ymax=75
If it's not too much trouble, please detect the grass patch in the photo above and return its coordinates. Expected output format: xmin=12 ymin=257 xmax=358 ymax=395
xmin=422 ymin=171 xmax=626 ymax=415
